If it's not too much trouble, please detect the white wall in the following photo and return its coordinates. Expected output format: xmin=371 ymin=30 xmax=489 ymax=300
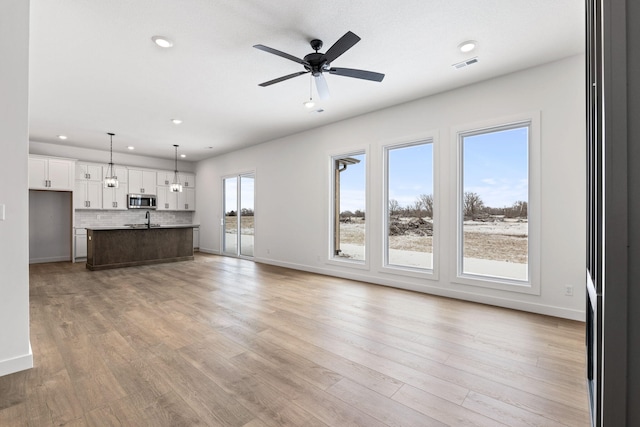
xmin=0 ymin=0 xmax=33 ymax=376
xmin=29 ymin=141 xmax=195 ymax=173
xmin=29 ymin=191 xmax=72 ymax=263
xmin=195 ymin=55 xmax=586 ymax=320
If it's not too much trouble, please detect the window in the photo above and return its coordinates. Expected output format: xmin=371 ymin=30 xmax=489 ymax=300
xmin=223 ymin=173 xmax=255 ymax=257
xmin=332 ymin=152 xmax=366 ymax=262
xmin=458 ymin=122 xmax=530 ymax=283
xmin=384 ymin=140 xmax=434 ymax=270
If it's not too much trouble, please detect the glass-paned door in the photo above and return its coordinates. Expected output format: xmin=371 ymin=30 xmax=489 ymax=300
xmin=223 ymin=173 xmax=255 ymax=258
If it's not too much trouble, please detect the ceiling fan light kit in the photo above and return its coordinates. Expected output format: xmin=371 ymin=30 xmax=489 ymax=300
xmin=254 ymin=31 xmax=384 ymax=100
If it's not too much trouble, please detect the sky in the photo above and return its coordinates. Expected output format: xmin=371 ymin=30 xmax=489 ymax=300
xmin=462 ymin=126 xmax=528 ymax=208
xmin=339 ymin=126 xmax=528 ymax=213
xmin=224 ymin=174 xmax=255 ymax=214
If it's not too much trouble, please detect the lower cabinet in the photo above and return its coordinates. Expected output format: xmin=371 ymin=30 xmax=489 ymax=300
xmin=75 ymin=228 xmax=87 ymax=259
xmin=193 ymin=228 xmax=199 ymax=250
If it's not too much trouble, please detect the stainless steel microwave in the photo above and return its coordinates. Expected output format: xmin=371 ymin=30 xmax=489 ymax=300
xmin=127 ymin=194 xmax=157 ymax=209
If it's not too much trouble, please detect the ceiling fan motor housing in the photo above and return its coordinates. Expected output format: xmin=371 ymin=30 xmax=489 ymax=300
xmin=303 ymin=52 xmax=328 ymax=75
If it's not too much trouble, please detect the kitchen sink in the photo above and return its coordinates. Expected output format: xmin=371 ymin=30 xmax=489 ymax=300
xmin=124 ymin=223 xmax=161 ymax=228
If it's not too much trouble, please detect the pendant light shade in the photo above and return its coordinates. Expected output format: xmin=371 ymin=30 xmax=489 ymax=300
xmin=171 ymin=144 xmax=183 ymax=192
xmin=104 ymin=133 xmax=119 ymax=188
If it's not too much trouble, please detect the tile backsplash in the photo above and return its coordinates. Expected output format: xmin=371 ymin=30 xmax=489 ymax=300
xmin=75 ymin=210 xmax=194 ymax=229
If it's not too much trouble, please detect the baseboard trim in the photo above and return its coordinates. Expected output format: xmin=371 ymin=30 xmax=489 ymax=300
xmin=198 ymin=248 xmax=220 ymax=255
xmin=29 ymin=256 xmax=70 ymax=264
xmin=0 ymin=344 xmax=33 ymax=377
xmin=253 ymin=257 xmax=585 ymax=321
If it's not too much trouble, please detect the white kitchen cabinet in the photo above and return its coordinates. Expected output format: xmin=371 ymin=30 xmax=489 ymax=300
xmin=102 ymin=165 xmax=128 ymax=209
xmin=179 ymin=173 xmax=196 ymax=188
xmin=103 ymin=184 xmax=128 ymax=209
xmin=74 ymin=228 xmax=87 ymax=259
xmin=128 ymin=169 xmax=157 ymax=194
xmin=29 ymin=156 xmax=75 ymax=191
xmin=74 ymin=180 xmax=103 ymax=209
xmin=75 ymin=163 xmax=103 ymax=181
xmin=157 ymin=187 xmax=194 ymax=211
xmin=178 ymin=188 xmax=196 ymax=211
xmin=157 ymin=171 xmax=173 ymax=186
xmin=158 ymin=171 xmax=194 ymax=188
xmin=193 ymin=228 xmax=199 ymax=250
xmin=156 ymin=186 xmax=178 ymax=211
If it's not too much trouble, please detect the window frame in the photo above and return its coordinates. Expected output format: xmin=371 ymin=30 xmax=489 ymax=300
xmin=381 ymin=137 xmax=439 ymax=279
xmin=327 ymin=148 xmax=369 ymax=268
xmin=451 ymin=113 xmax=541 ymax=294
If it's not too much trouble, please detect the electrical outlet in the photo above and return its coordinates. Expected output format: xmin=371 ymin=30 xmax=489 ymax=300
xmin=0 ymin=204 xmax=5 ymax=220
xmin=565 ymin=285 xmax=574 ymax=296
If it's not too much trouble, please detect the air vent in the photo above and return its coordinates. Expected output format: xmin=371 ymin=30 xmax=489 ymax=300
xmin=453 ymin=57 xmax=479 ymax=69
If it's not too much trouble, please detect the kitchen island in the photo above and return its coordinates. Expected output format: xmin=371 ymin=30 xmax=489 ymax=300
xmin=85 ymin=224 xmax=197 ymax=270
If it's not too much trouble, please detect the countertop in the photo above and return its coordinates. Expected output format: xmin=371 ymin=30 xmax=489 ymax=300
xmin=85 ymin=224 xmax=199 ymax=231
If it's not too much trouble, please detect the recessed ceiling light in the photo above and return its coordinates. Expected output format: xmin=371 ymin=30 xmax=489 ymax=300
xmin=180 ymin=154 xmax=186 ymax=158
xmin=152 ymin=36 xmax=173 ymax=48
xmin=303 ymin=100 xmax=315 ymax=109
xmin=57 ymin=135 xmax=67 ymax=140
xmin=171 ymin=119 xmax=182 ymax=124
xmin=458 ymin=40 xmax=477 ymax=53
xmin=127 ymin=146 xmax=135 ymax=150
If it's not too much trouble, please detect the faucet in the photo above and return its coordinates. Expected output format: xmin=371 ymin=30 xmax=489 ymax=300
xmin=145 ymin=211 xmax=150 ymax=228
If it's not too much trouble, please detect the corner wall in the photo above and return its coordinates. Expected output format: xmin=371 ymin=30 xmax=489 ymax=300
xmin=0 ymin=0 xmax=33 ymax=376
xmin=195 ymin=55 xmax=586 ymax=320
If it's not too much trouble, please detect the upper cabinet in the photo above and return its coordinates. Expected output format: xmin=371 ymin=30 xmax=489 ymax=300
xmin=157 ymin=171 xmax=173 ymax=187
xmin=75 ymin=163 xmax=103 ymax=181
xmin=128 ymin=169 xmax=157 ymax=194
xmin=156 ymin=170 xmax=196 ymax=210
xmin=103 ymin=166 xmax=128 ymax=210
xmin=179 ymin=173 xmax=196 ymax=188
xmin=29 ymin=156 xmax=75 ymax=191
xmin=157 ymin=171 xmax=194 ymax=188
xmin=178 ymin=188 xmax=196 ymax=211
xmin=75 ymin=162 xmax=106 ymax=210
xmin=74 ymin=180 xmax=103 ymax=210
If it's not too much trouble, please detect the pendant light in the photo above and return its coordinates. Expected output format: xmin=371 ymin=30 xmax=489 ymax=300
xmin=104 ymin=133 xmax=119 ymax=188
xmin=170 ymin=144 xmax=183 ymax=192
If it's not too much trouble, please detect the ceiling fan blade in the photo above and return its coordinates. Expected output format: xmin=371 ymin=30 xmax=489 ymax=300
xmin=329 ymin=67 xmax=385 ymax=82
xmin=323 ymin=31 xmax=361 ymax=64
xmin=258 ymin=71 xmax=309 ymax=87
xmin=314 ymin=74 xmax=330 ymax=100
xmin=253 ymin=44 xmax=309 ymax=66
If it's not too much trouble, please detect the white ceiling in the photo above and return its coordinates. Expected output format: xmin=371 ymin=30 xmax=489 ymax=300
xmin=28 ymin=0 xmax=584 ymax=162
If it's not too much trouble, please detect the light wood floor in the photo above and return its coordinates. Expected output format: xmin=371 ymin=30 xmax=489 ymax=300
xmin=0 ymin=254 xmax=589 ymax=426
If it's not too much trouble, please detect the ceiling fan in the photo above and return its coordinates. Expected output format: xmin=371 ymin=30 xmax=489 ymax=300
xmin=253 ymin=31 xmax=384 ymax=100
